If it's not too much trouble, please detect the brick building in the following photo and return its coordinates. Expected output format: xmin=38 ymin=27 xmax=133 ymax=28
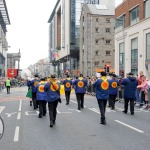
xmin=80 ymin=4 xmax=115 ymax=76
xmin=115 ymin=0 xmax=150 ymax=78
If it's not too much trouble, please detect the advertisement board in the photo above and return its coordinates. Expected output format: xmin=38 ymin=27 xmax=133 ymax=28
xmin=7 ymin=68 xmax=18 ymax=78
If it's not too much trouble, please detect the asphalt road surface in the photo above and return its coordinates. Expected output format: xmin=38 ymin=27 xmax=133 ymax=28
xmin=0 ymin=87 xmax=150 ymax=150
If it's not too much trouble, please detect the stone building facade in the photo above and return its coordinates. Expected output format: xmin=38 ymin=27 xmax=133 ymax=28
xmin=80 ymin=4 xmax=115 ymax=76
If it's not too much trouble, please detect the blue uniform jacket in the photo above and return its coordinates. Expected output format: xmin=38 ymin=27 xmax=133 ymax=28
xmin=44 ymin=82 xmax=60 ymax=102
xmin=94 ymin=77 xmax=109 ymax=100
xmin=121 ymin=77 xmax=138 ymax=99
xmin=62 ymin=78 xmax=72 ymax=91
xmin=35 ymin=82 xmax=47 ymax=101
xmin=108 ymin=79 xmax=119 ymax=95
xmin=73 ymin=77 xmax=87 ymax=94
xmin=30 ymin=79 xmax=40 ymax=92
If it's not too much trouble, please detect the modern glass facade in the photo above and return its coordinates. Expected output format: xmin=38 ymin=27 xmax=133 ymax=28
xmin=70 ymin=0 xmax=100 ymax=48
xmin=145 ymin=0 xmax=150 ymax=18
xmin=131 ymin=38 xmax=138 ymax=74
xmin=146 ymin=33 xmax=150 ymax=60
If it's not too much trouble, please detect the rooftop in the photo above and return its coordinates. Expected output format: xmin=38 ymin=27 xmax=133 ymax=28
xmin=86 ymin=4 xmax=115 ymax=15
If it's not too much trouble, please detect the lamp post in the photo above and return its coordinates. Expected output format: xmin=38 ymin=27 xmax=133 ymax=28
xmin=116 ymin=17 xmax=125 ymax=76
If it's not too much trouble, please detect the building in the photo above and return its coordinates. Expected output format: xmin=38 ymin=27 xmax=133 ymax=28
xmin=80 ymin=4 xmax=115 ymax=76
xmin=28 ymin=58 xmax=53 ymax=77
xmin=0 ymin=0 xmax=10 ymax=77
xmin=115 ymin=0 xmax=150 ymax=78
xmin=48 ymin=0 xmax=101 ymax=77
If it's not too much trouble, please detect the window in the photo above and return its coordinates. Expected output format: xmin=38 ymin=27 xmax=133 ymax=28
xmin=115 ymin=15 xmax=126 ymax=30
xmin=106 ymin=18 xmax=110 ymax=23
xmin=146 ymin=33 xmax=150 ymax=60
xmin=83 ymin=16 xmax=84 ymax=22
xmin=106 ymin=51 xmax=111 ymax=55
xmin=145 ymin=0 xmax=150 ymax=18
xmin=95 ymin=27 xmax=99 ymax=32
xmin=119 ymin=43 xmax=124 ymax=74
xmin=106 ymin=40 xmax=111 ymax=44
xmin=94 ymin=61 xmax=99 ymax=66
xmin=131 ymin=38 xmax=138 ymax=74
xmin=95 ymin=51 xmax=99 ymax=55
xmin=106 ymin=28 xmax=110 ymax=32
xmin=95 ymin=39 xmax=99 ymax=44
xmin=96 ymin=18 xmax=99 ymax=22
xmin=130 ymin=6 xmax=139 ymax=25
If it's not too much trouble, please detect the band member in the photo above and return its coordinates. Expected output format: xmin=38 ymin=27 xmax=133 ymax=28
xmin=94 ymin=72 xmax=109 ymax=125
xmin=30 ymin=75 xmax=40 ymax=109
xmin=62 ymin=75 xmax=72 ymax=105
xmin=73 ymin=74 xmax=87 ymax=110
xmin=44 ymin=75 xmax=61 ymax=128
xmin=121 ymin=72 xmax=138 ymax=115
xmin=108 ymin=74 xmax=119 ymax=110
xmin=35 ymin=78 xmax=47 ymax=118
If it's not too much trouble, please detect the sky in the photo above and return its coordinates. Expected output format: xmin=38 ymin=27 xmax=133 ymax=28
xmin=5 ymin=0 xmax=123 ymax=69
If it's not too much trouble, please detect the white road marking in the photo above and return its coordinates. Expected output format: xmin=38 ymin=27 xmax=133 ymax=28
xmin=115 ymin=120 xmax=144 ymax=133
xmin=57 ymin=109 xmax=72 ymax=114
xmin=70 ymin=100 xmax=77 ymax=104
xmin=5 ymin=112 xmax=17 ymax=117
xmin=18 ymin=100 xmax=22 ymax=112
xmin=0 ymin=106 xmax=5 ymax=114
xmin=14 ymin=126 xmax=20 ymax=142
xmin=25 ymin=111 xmax=39 ymax=116
xmin=89 ymin=108 xmax=100 ymax=114
xmin=68 ymin=109 xmax=81 ymax=113
xmin=70 ymin=100 xmax=87 ymax=107
xmin=17 ymin=112 xmax=21 ymax=120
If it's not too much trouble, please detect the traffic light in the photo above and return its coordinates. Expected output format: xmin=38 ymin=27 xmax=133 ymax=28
xmin=65 ymin=70 xmax=69 ymax=75
xmin=106 ymin=65 xmax=110 ymax=73
xmin=104 ymin=65 xmax=106 ymax=73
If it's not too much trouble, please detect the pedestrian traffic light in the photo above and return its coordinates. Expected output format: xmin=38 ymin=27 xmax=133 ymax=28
xmin=106 ymin=65 xmax=110 ymax=73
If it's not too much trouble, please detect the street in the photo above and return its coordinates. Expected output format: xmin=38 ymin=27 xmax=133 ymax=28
xmin=0 ymin=87 xmax=150 ymax=150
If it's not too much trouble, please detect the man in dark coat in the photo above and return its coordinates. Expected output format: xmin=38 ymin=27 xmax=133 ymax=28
xmin=121 ymin=72 xmax=138 ymax=115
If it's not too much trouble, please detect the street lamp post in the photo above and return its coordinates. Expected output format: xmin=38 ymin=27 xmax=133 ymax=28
xmin=116 ymin=17 xmax=125 ymax=76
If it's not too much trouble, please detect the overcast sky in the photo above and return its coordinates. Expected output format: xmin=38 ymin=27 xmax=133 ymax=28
xmin=5 ymin=0 xmax=123 ymax=69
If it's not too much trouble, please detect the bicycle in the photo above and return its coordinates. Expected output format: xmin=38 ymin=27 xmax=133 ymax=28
xmin=0 ymin=116 xmax=4 ymax=140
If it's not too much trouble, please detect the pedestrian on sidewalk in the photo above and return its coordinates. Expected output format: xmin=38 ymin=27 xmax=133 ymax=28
xmin=62 ymin=75 xmax=72 ymax=105
xmin=121 ymin=72 xmax=138 ymax=115
xmin=94 ymin=72 xmax=109 ymax=125
xmin=73 ymin=74 xmax=87 ymax=110
xmin=137 ymin=75 xmax=149 ymax=109
xmin=5 ymin=78 xmax=11 ymax=94
xmin=35 ymin=78 xmax=47 ymax=118
xmin=44 ymin=75 xmax=61 ymax=128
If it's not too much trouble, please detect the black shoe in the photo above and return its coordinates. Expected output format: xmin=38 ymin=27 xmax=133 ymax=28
xmin=53 ymin=120 xmax=55 ymax=125
xmin=30 ymin=102 xmax=32 ymax=106
xmin=81 ymin=106 xmax=84 ymax=109
xmin=122 ymin=110 xmax=127 ymax=114
xmin=100 ymin=121 xmax=106 ymax=125
xmin=34 ymin=107 xmax=36 ymax=110
xmin=38 ymin=115 xmax=42 ymax=118
xmin=66 ymin=103 xmax=69 ymax=105
xmin=78 ymin=108 xmax=81 ymax=110
xmin=50 ymin=121 xmax=53 ymax=128
xmin=131 ymin=112 xmax=134 ymax=115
